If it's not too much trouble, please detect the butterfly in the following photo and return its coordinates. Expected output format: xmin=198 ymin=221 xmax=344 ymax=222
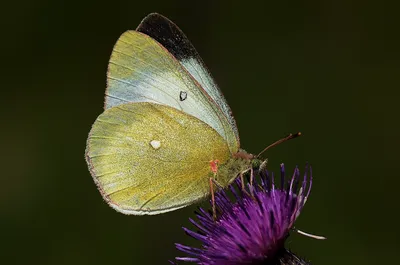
xmin=85 ymin=13 xmax=299 ymax=215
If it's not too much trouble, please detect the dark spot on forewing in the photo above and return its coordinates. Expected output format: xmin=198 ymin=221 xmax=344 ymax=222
xmin=180 ymin=91 xmax=187 ymax=101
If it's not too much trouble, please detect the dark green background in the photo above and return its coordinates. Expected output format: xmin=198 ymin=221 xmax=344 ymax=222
xmin=2 ymin=0 xmax=399 ymax=264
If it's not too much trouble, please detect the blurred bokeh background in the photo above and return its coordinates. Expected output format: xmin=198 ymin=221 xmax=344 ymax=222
xmin=2 ymin=0 xmax=399 ymax=264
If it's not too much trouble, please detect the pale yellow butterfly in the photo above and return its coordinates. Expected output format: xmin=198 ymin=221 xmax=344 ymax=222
xmin=85 ymin=13 xmax=298 ymax=215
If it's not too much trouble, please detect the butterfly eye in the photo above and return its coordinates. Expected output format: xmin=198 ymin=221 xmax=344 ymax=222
xmin=179 ymin=91 xmax=187 ymax=101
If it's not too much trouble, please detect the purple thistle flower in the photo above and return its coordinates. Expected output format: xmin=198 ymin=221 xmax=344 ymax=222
xmin=173 ymin=164 xmax=323 ymax=265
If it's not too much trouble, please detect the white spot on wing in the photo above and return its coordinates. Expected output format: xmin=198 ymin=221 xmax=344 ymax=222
xmin=150 ymin=140 xmax=161 ymax=150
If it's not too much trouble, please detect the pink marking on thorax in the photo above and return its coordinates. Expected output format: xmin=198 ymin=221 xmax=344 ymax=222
xmin=209 ymin=159 xmax=220 ymax=174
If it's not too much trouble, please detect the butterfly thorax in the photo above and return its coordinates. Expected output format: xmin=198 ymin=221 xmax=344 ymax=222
xmin=212 ymin=150 xmax=260 ymax=187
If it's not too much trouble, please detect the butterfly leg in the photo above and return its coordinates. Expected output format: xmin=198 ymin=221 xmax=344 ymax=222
xmin=209 ymin=177 xmax=217 ymax=221
xmin=259 ymin=158 xmax=268 ymax=171
xmin=239 ymin=172 xmax=246 ymax=190
xmin=250 ymin=167 xmax=254 ymax=187
xmin=238 ymin=168 xmax=254 ymax=198
xmin=209 ymin=160 xmax=220 ymax=221
xmin=211 ymin=178 xmax=224 ymax=189
xmin=249 ymin=167 xmax=255 ymax=196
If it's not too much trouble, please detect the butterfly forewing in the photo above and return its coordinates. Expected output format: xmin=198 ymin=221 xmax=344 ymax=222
xmin=105 ymin=30 xmax=238 ymax=154
xmin=136 ymin=13 xmax=240 ymax=147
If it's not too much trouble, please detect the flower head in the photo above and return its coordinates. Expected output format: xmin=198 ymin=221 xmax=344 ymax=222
xmin=173 ymin=164 xmax=319 ymax=265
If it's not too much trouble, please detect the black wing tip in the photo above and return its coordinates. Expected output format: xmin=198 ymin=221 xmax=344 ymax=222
xmin=137 ymin=12 xmax=170 ymax=29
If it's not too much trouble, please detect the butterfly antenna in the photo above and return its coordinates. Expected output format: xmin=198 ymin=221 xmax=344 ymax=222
xmin=256 ymin=132 xmax=301 ymax=158
xmin=294 ymin=228 xmax=327 ymax=240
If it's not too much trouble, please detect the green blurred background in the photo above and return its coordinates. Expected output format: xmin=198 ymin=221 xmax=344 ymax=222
xmin=2 ymin=0 xmax=399 ymax=264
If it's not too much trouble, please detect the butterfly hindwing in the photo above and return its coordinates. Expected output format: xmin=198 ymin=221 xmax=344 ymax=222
xmin=86 ymin=102 xmax=231 ymax=214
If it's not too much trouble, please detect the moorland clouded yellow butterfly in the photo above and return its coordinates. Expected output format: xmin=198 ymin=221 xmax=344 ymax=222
xmin=85 ymin=13 xmax=299 ymax=215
